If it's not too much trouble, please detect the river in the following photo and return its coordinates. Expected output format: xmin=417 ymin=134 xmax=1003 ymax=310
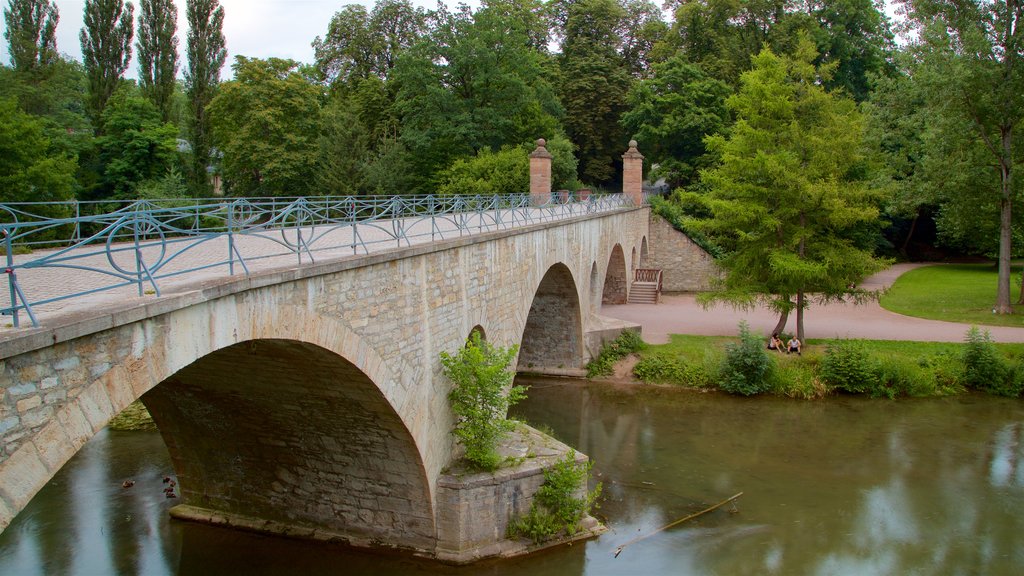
xmin=2 ymin=378 xmax=1023 ymax=575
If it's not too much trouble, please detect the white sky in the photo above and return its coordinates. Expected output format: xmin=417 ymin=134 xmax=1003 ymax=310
xmin=0 ymin=0 xmax=479 ymax=78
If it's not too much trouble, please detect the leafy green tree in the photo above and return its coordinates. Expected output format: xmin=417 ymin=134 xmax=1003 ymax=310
xmin=622 ymin=54 xmax=731 ymax=189
xmin=558 ymin=0 xmax=632 ymax=186
xmin=0 ymin=97 xmax=77 ymax=204
xmin=898 ymin=0 xmax=1024 ymax=314
xmin=136 ymin=0 xmax=178 ymax=123
xmin=79 ymin=0 xmax=134 ymax=128
xmin=618 ymin=0 xmax=667 ymax=77
xmin=392 ymin=2 xmax=562 ymax=192
xmin=811 ymin=0 xmax=895 ymax=101
xmin=95 ymin=84 xmax=179 ymax=198
xmin=316 ymin=97 xmax=370 ymax=196
xmin=4 ymin=0 xmax=58 ymax=72
xmin=690 ymin=39 xmax=888 ymax=339
xmin=208 ymin=57 xmax=322 ymax=196
xmin=184 ymin=0 xmax=226 ymax=196
xmin=312 ymin=0 xmax=429 ymax=91
xmin=440 ymin=331 xmax=525 ymax=472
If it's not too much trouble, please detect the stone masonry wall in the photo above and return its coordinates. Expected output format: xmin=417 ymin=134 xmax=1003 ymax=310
xmin=646 ymin=213 xmax=720 ymax=292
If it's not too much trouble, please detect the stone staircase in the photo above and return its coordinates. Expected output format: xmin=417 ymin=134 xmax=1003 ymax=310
xmin=628 ymin=269 xmax=663 ymax=304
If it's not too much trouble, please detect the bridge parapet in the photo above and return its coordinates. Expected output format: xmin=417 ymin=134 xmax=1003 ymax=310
xmin=1 ymin=193 xmax=637 ymax=329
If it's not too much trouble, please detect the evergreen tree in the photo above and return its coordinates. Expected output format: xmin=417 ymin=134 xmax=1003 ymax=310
xmin=690 ymin=38 xmax=888 ymax=339
xmin=184 ymin=0 xmax=226 ymax=196
xmin=3 ymin=0 xmax=59 ymax=72
xmin=79 ymin=0 xmax=134 ymax=128
xmin=136 ymin=0 xmax=178 ymax=123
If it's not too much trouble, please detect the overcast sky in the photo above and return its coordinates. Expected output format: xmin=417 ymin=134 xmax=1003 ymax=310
xmin=0 ymin=0 xmax=479 ymax=78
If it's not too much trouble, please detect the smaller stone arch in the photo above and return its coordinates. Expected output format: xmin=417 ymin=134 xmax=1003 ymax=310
xmin=602 ymin=245 xmax=628 ymax=305
xmin=631 ymin=247 xmax=637 ymax=273
xmin=589 ymin=261 xmax=600 ymax=312
xmin=468 ymin=325 xmax=487 ymax=343
xmin=640 ymin=236 xmax=650 ymax=268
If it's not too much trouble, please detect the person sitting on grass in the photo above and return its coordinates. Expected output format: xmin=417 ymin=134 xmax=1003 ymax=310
xmin=787 ymin=336 xmax=802 ymax=355
xmin=767 ymin=333 xmax=783 ymax=353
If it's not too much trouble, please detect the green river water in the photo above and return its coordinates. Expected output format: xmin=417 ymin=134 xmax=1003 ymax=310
xmin=1 ymin=378 xmax=1022 ymax=575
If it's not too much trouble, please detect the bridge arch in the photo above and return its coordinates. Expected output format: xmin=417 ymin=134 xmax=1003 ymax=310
xmin=602 ymin=244 xmax=628 ymax=305
xmin=1 ymin=301 xmax=437 ymax=550
xmin=640 ymin=236 xmax=649 ymax=267
xmin=518 ymin=263 xmax=584 ymax=371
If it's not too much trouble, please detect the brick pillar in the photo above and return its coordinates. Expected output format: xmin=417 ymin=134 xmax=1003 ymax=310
xmin=622 ymin=140 xmax=644 ymax=206
xmin=529 ymin=138 xmax=552 ymax=206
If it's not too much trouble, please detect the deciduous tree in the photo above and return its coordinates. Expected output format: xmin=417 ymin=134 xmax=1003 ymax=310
xmin=184 ymin=0 xmax=226 ymax=196
xmin=136 ymin=0 xmax=178 ymax=122
xmin=79 ymin=0 xmax=134 ymax=128
xmin=690 ymin=39 xmax=888 ymax=339
xmin=4 ymin=0 xmax=58 ymax=72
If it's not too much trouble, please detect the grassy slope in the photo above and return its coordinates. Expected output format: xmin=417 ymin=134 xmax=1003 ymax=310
xmin=880 ymin=264 xmax=1024 ymax=328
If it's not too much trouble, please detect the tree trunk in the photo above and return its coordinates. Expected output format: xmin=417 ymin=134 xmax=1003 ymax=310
xmin=995 ymin=127 xmax=1014 ymax=314
xmin=796 ymin=291 xmax=805 ymax=342
xmin=773 ymin=307 xmax=789 ymax=336
xmin=900 ymin=210 xmax=919 ymax=258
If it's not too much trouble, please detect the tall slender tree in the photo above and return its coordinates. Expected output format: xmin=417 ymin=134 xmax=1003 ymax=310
xmin=136 ymin=0 xmax=178 ymax=123
xmin=4 ymin=0 xmax=59 ymax=72
xmin=79 ymin=0 xmax=134 ymax=128
xmin=184 ymin=0 xmax=226 ymax=196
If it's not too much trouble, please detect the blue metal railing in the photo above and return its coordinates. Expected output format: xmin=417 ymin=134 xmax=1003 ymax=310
xmin=2 ymin=192 xmax=640 ymax=328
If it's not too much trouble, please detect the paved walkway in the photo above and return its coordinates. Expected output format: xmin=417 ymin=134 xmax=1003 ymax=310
xmin=602 ymin=263 xmax=1024 ymax=344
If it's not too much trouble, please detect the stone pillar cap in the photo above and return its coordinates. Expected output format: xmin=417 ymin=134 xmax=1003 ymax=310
xmin=530 ymin=138 xmax=553 ymax=159
xmin=622 ymin=140 xmax=644 ymax=160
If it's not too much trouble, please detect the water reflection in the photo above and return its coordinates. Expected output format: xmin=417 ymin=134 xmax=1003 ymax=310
xmin=1 ymin=381 xmax=1023 ymax=575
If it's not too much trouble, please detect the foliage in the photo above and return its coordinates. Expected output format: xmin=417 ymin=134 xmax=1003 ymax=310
xmin=962 ymin=327 xmax=1021 ymax=397
xmin=136 ymin=0 xmax=179 ymax=123
xmin=441 ymin=332 xmax=526 ymax=471
xmin=315 ymin=98 xmax=370 ymax=195
xmin=392 ymin=2 xmax=562 ymax=192
xmin=80 ymin=0 xmax=134 ymax=127
xmin=586 ymin=330 xmax=645 ymax=378
xmin=719 ymin=321 xmax=775 ymax=395
xmin=648 ymin=195 xmax=722 ymax=258
xmin=820 ymin=340 xmax=879 ymax=395
xmin=508 ymin=450 xmax=601 ymax=543
xmin=689 ymin=38 xmax=888 ymax=339
xmin=4 ymin=0 xmax=59 ymax=72
xmin=436 ymin=145 xmax=529 ymax=197
xmin=0 ymin=97 xmax=77 ymax=205
xmin=558 ymin=0 xmax=632 ymax=186
xmin=312 ymin=0 xmax=429 ymax=91
xmin=208 ymin=57 xmax=322 ymax=196
xmin=621 ymin=54 xmax=731 ymax=189
xmin=95 ymin=84 xmax=179 ymax=198
xmin=633 ymin=354 xmax=714 ymax=388
xmin=183 ymin=0 xmax=226 ymax=196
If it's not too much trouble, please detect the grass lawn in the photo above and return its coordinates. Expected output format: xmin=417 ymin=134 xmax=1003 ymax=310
xmin=880 ymin=263 xmax=1024 ymax=328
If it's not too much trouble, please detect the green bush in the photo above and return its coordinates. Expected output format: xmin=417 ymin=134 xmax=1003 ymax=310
xmin=962 ymin=327 xmax=1022 ymax=397
xmin=821 ymin=340 xmax=879 ymax=394
xmin=718 ymin=322 xmax=775 ymax=395
xmin=508 ymin=451 xmax=601 ymax=543
xmin=586 ymin=330 xmax=645 ymax=378
xmin=633 ymin=354 xmax=715 ymax=388
xmin=441 ymin=333 xmax=526 ymax=471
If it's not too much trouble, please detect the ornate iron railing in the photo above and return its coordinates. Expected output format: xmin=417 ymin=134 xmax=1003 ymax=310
xmin=2 ymin=192 xmax=639 ymax=328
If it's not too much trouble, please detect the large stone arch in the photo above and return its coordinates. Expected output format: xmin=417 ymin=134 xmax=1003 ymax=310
xmin=143 ymin=337 xmax=436 ymax=549
xmin=601 ymin=244 xmax=628 ymax=305
xmin=518 ymin=263 xmax=584 ymax=371
xmin=0 ymin=299 xmax=438 ymax=550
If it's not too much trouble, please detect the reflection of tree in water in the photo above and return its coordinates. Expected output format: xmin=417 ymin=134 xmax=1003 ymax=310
xmin=515 ymin=381 xmax=1024 ymax=574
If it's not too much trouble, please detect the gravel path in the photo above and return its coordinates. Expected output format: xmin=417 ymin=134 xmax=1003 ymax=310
xmin=602 ymin=263 xmax=1024 ymax=344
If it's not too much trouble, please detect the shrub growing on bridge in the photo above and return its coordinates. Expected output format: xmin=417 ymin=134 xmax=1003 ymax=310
xmin=441 ymin=333 xmax=526 ymax=471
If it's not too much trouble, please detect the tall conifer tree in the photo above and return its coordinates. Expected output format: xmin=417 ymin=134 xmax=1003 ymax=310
xmin=79 ymin=0 xmax=134 ymax=128
xmin=3 ymin=0 xmax=59 ymax=71
xmin=137 ymin=0 xmax=178 ymax=123
xmin=184 ymin=0 xmax=226 ymax=196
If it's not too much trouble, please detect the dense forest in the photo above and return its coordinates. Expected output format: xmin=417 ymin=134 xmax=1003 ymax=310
xmin=1 ymin=1 xmax=1023 ymax=305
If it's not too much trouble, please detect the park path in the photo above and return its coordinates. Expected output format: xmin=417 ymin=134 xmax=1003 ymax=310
xmin=602 ymin=263 xmax=1024 ymax=344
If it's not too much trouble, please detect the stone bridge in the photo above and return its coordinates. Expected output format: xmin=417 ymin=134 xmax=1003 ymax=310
xmin=0 ymin=197 xmax=652 ymax=561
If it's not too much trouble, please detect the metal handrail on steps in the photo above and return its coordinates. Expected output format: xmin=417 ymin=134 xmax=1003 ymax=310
xmin=633 ymin=268 xmax=663 ymax=303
